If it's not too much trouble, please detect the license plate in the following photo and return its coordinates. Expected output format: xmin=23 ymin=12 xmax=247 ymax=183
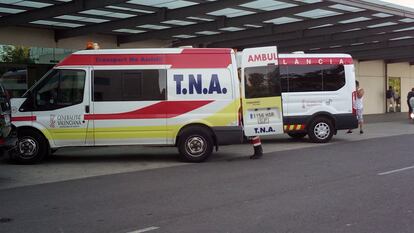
xmin=257 ymin=115 xmax=269 ymax=124
xmin=250 ymin=111 xmax=275 ymax=124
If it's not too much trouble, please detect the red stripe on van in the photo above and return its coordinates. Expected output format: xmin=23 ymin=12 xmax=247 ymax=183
xmin=57 ymin=50 xmax=231 ymax=68
xmin=84 ymin=100 xmax=213 ymax=120
xmin=181 ymin=48 xmax=232 ymax=54
xmin=12 ymin=116 xmax=36 ymax=121
xmin=166 ymin=53 xmax=231 ymax=68
xmin=278 ymin=57 xmax=353 ymax=65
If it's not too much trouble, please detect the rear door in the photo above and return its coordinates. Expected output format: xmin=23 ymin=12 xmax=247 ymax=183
xmin=241 ymin=46 xmax=284 ymax=136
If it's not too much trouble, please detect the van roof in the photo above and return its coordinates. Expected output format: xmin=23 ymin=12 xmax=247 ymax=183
xmin=57 ymin=48 xmax=233 ymax=68
xmin=73 ymin=48 xmax=232 ymax=55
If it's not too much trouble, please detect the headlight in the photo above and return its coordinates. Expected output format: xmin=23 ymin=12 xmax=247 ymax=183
xmin=411 ymin=113 xmax=414 ymax=119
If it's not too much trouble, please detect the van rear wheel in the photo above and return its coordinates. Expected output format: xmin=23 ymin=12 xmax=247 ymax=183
xmin=308 ymin=117 xmax=334 ymax=143
xmin=178 ymin=127 xmax=213 ymax=162
xmin=9 ymin=129 xmax=49 ymax=164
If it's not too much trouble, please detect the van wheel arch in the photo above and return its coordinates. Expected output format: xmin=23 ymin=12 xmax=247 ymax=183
xmin=176 ymin=124 xmax=217 ymax=162
xmin=10 ymin=126 xmax=51 ymax=164
xmin=307 ymin=114 xmax=335 ymax=143
xmin=17 ymin=126 xmax=49 ymax=140
xmin=307 ymin=112 xmax=336 ymax=131
xmin=176 ymin=124 xmax=217 ymax=148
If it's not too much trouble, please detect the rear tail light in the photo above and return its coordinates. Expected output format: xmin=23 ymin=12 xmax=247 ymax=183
xmin=238 ymin=107 xmax=243 ymax=126
xmin=352 ymin=91 xmax=356 ymax=115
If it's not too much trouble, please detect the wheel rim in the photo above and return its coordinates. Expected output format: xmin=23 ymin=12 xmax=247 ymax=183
xmin=185 ymin=136 xmax=206 ymax=157
xmin=313 ymin=122 xmax=330 ymax=140
xmin=17 ymin=137 xmax=38 ymax=159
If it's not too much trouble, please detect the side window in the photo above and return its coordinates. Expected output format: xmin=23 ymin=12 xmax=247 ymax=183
xmin=36 ymin=70 xmax=59 ymax=107
xmin=288 ymin=65 xmax=323 ymax=92
xmin=123 ymin=72 xmax=143 ymax=101
xmin=323 ymin=65 xmax=345 ymax=91
xmin=93 ymin=70 xmax=122 ymax=101
xmin=58 ymin=70 xmax=86 ymax=105
xmin=279 ymin=66 xmax=288 ymax=92
xmin=35 ymin=69 xmax=85 ymax=110
xmin=283 ymin=65 xmax=345 ymax=92
xmin=93 ymin=69 xmax=166 ymax=102
xmin=244 ymin=65 xmax=281 ymax=99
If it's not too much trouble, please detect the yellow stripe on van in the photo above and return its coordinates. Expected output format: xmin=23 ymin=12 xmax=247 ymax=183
xmin=42 ymin=100 xmax=240 ymax=141
xmin=204 ymin=99 xmax=239 ymax=125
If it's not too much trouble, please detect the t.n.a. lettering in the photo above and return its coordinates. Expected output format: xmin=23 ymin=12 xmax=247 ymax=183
xmin=174 ymin=74 xmax=227 ymax=95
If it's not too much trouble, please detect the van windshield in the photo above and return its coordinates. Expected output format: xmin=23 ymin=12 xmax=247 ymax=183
xmin=22 ymin=69 xmax=55 ymax=98
xmin=0 ymin=83 xmax=6 ymax=97
xmin=0 ymin=83 xmax=11 ymax=112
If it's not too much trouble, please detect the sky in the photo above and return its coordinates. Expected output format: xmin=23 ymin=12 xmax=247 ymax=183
xmin=381 ymin=0 xmax=414 ymax=9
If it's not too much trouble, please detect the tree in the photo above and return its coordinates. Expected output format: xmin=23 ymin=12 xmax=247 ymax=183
xmin=0 ymin=45 xmax=33 ymax=63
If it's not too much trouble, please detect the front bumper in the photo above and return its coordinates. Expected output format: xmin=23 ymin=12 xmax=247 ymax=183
xmin=0 ymin=131 xmax=17 ymax=153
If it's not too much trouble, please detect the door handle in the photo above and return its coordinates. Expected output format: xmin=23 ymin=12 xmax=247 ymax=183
xmin=85 ymin=105 xmax=90 ymax=113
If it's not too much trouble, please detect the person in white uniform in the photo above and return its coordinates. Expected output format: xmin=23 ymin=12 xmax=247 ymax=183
xmin=348 ymin=81 xmax=364 ymax=134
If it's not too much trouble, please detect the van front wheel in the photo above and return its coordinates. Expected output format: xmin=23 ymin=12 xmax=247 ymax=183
xmin=308 ymin=117 xmax=334 ymax=143
xmin=178 ymin=127 xmax=213 ymax=162
xmin=10 ymin=129 xmax=49 ymax=164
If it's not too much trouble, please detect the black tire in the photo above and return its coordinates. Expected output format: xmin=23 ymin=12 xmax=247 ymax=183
xmin=9 ymin=129 xmax=49 ymax=164
xmin=287 ymin=132 xmax=307 ymax=139
xmin=178 ymin=127 xmax=214 ymax=162
xmin=308 ymin=117 xmax=334 ymax=143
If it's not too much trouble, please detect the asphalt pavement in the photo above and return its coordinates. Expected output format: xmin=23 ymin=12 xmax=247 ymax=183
xmin=1 ymin=132 xmax=414 ymax=233
xmin=1 ymin=112 xmax=413 ymax=190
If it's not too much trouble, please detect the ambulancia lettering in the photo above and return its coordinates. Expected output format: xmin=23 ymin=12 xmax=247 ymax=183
xmin=279 ymin=58 xmax=348 ymax=65
xmin=248 ymin=53 xmax=277 ymax=62
xmin=174 ymin=74 xmax=227 ymax=95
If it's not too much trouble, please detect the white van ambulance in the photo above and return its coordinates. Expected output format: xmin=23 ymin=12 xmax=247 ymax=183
xmin=10 ymin=46 xmax=357 ymax=163
xmin=277 ymin=53 xmax=358 ymax=142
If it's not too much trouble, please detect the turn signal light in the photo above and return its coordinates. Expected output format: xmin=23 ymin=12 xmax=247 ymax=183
xmin=86 ymin=42 xmax=100 ymax=50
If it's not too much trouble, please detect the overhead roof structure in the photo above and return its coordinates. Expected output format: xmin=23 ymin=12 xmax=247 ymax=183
xmin=0 ymin=0 xmax=414 ymax=64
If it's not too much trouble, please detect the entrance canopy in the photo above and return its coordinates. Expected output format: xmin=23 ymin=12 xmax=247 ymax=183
xmin=0 ymin=0 xmax=413 ymax=63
